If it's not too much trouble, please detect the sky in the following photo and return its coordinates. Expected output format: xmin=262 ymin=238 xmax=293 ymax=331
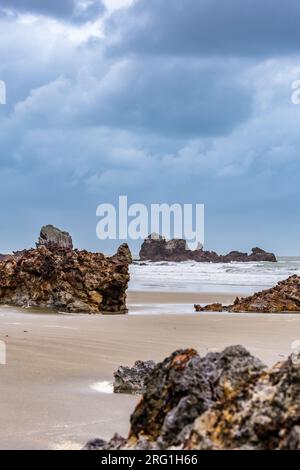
xmin=0 ymin=0 xmax=300 ymax=255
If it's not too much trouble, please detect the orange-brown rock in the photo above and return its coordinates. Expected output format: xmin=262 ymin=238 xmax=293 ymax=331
xmin=195 ymin=275 xmax=300 ymax=313
xmin=194 ymin=303 xmax=223 ymax=312
xmin=0 ymin=243 xmax=132 ymax=314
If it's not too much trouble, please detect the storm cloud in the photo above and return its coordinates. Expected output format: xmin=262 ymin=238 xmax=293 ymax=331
xmin=0 ymin=0 xmax=105 ymax=23
xmin=107 ymin=0 xmax=300 ymax=57
xmin=0 ymin=0 xmax=299 ymax=254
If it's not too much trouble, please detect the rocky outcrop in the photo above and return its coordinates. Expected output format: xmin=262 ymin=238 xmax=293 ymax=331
xmin=195 ymin=275 xmax=300 ymax=313
xmin=186 ymin=353 xmax=300 ymax=450
xmin=139 ymin=235 xmax=276 ymax=263
xmin=113 ymin=360 xmax=156 ymax=394
xmin=0 ymin=241 xmax=132 ymax=314
xmin=84 ymin=346 xmax=300 ymax=450
xmin=37 ymin=225 xmax=73 ymax=249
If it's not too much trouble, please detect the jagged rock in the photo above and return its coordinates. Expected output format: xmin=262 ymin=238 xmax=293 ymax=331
xmin=139 ymin=235 xmax=276 ymax=263
xmin=113 ymin=360 xmax=156 ymax=394
xmin=194 ymin=303 xmax=223 ymax=312
xmin=84 ymin=434 xmax=127 ymax=450
xmin=0 ymin=243 xmax=132 ymax=314
xmin=85 ymin=346 xmax=265 ymax=450
xmin=185 ymin=354 xmax=300 ymax=450
xmin=37 ymin=225 xmax=73 ymax=249
xmin=195 ymin=275 xmax=300 ymax=313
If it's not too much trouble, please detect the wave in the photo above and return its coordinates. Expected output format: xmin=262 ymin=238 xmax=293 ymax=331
xmin=129 ymin=257 xmax=300 ymax=293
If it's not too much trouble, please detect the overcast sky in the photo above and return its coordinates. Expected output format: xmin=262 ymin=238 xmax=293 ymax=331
xmin=0 ymin=0 xmax=300 ymax=255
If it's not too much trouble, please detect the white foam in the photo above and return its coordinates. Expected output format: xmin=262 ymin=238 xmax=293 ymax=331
xmin=90 ymin=381 xmax=114 ymax=394
xmin=129 ymin=257 xmax=300 ymax=293
xmin=52 ymin=441 xmax=82 ymax=450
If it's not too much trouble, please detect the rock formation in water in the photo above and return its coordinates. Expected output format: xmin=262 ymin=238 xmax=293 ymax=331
xmin=84 ymin=345 xmax=300 ymax=450
xmin=0 ymin=228 xmax=132 ymax=314
xmin=113 ymin=360 xmax=156 ymax=394
xmin=37 ymin=224 xmax=73 ymax=249
xmin=139 ymin=235 xmax=276 ymax=263
xmin=195 ymin=275 xmax=300 ymax=313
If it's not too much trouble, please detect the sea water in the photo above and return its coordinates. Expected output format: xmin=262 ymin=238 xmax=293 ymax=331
xmin=129 ymin=257 xmax=300 ymax=293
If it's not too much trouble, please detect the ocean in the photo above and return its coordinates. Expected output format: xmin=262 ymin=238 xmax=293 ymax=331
xmin=129 ymin=257 xmax=300 ymax=292
xmin=127 ymin=257 xmax=300 ymax=315
xmin=129 ymin=257 xmax=300 ymax=293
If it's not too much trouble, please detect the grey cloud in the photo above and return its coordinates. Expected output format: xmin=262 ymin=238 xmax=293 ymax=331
xmin=14 ymin=58 xmax=252 ymax=139
xmin=0 ymin=0 xmax=105 ymax=23
xmin=0 ymin=3 xmax=300 ymax=255
xmin=106 ymin=0 xmax=300 ymax=57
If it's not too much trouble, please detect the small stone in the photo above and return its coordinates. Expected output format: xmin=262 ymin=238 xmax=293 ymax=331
xmin=113 ymin=360 xmax=156 ymax=394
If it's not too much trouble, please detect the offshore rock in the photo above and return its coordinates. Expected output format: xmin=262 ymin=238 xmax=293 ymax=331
xmin=139 ymin=235 xmax=276 ymax=263
xmin=113 ymin=360 xmax=156 ymax=394
xmin=195 ymin=275 xmax=300 ymax=313
xmin=0 ymin=243 xmax=132 ymax=314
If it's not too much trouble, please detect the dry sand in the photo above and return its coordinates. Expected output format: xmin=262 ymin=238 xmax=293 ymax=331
xmin=1 ymin=290 xmax=300 ymax=449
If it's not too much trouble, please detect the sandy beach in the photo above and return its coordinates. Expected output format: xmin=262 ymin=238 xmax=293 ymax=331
xmin=1 ymin=289 xmax=300 ymax=450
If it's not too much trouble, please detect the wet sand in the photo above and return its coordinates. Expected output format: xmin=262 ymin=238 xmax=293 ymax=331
xmin=1 ymin=291 xmax=300 ymax=449
xmin=127 ymin=290 xmax=243 ymax=305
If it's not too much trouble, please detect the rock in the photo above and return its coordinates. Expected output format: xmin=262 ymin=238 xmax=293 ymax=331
xmin=83 ymin=438 xmax=107 ymax=450
xmin=0 ymin=243 xmax=132 ymax=314
xmin=113 ymin=360 xmax=156 ymax=394
xmin=185 ymin=354 xmax=300 ymax=450
xmin=37 ymin=225 xmax=73 ymax=249
xmin=139 ymin=235 xmax=276 ymax=263
xmin=248 ymin=247 xmax=277 ymax=262
xmin=84 ymin=434 xmax=127 ymax=450
xmin=86 ymin=346 xmax=265 ymax=450
xmin=195 ymin=275 xmax=300 ymax=313
xmin=194 ymin=303 xmax=223 ymax=312
xmin=86 ymin=346 xmax=300 ymax=450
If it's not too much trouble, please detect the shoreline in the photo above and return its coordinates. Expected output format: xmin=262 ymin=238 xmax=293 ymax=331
xmin=1 ymin=293 xmax=300 ymax=449
xmin=127 ymin=290 xmax=244 ymax=306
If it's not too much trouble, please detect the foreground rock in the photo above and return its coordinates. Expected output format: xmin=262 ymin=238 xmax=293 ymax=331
xmin=139 ymin=235 xmax=276 ymax=263
xmin=195 ymin=275 xmax=300 ymax=313
xmin=113 ymin=360 xmax=156 ymax=394
xmin=85 ymin=345 xmax=300 ymax=450
xmin=0 ymin=243 xmax=132 ymax=314
xmin=37 ymin=224 xmax=73 ymax=249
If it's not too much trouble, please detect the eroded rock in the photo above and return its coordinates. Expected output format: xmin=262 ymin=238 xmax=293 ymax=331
xmin=37 ymin=224 xmax=73 ymax=249
xmin=195 ymin=275 xmax=300 ymax=313
xmin=86 ymin=346 xmax=267 ymax=450
xmin=113 ymin=360 xmax=156 ymax=394
xmin=185 ymin=354 xmax=300 ymax=450
xmin=139 ymin=235 xmax=276 ymax=263
xmin=0 ymin=243 xmax=132 ymax=314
